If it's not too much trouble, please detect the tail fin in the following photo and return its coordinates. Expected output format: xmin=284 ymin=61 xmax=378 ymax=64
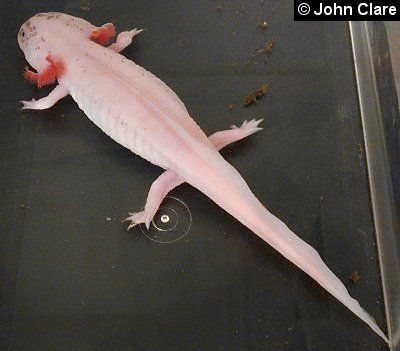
xmin=250 ymin=207 xmax=389 ymax=343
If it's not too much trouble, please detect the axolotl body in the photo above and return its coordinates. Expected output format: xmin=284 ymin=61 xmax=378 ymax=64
xmin=17 ymin=12 xmax=388 ymax=343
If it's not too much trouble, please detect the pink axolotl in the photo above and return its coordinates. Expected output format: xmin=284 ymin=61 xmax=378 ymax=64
xmin=17 ymin=12 xmax=388 ymax=343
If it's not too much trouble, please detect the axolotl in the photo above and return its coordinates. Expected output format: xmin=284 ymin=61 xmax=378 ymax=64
xmin=17 ymin=13 xmax=388 ymax=343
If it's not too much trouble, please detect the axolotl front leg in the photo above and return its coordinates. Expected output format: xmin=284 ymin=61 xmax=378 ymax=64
xmin=90 ymin=22 xmax=143 ymax=51
xmin=21 ymin=25 xmax=143 ymax=110
xmin=21 ymin=84 xmax=69 ymax=110
xmin=108 ymin=28 xmax=144 ymax=52
xmin=125 ymin=119 xmax=263 ymax=230
xmin=21 ymin=55 xmax=68 ymax=109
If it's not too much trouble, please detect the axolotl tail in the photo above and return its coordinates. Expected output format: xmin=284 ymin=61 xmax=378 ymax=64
xmin=246 ymin=199 xmax=389 ymax=343
xmin=173 ymin=140 xmax=389 ymax=343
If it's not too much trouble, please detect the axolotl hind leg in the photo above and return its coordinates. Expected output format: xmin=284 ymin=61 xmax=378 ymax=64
xmin=125 ymin=119 xmax=263 ymax=230
xmin=209 ymin=118 xmax=264 ymax=150
xmin=126 ymin=170 xmax=181 ymax=230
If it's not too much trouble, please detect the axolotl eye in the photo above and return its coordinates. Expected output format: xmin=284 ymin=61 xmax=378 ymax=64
xmin=18 ymin=27 xmax=26 ymax=40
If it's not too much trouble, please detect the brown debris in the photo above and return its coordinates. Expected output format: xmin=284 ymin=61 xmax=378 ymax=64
xmin=243 ymin=84 xmax=268 ymax=106
xmin=254 ymin=37 xmax=278 ymax=57
xmin=350 ymin=271 xmax=360 ymax=283
xmin=216 ymin=3 xmax=224 ymax=11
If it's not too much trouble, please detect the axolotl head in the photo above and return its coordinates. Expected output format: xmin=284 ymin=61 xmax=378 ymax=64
xmin=18 ymin=12 xmax=97 ymax=71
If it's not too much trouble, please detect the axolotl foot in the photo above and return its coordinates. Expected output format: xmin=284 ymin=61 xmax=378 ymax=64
xmin=124 ymin=210 xmax=153 ymax=231
xmin=20 ymin=98 xmax=39 ymax=110
xmin=230 ymin=118 xmax=264 ymax=134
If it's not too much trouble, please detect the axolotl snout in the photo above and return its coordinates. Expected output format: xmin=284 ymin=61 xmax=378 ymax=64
xmin=18 ymin=12 xmax=388 ymax=344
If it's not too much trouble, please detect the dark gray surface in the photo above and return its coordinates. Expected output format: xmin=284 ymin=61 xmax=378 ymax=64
xmin=0 ymin=1 xmax=388 ymax=350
